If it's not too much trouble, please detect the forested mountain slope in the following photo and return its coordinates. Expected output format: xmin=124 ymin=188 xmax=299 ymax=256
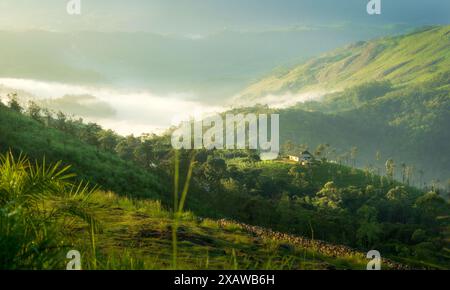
xmin=235 ymin=26 xmax=450 ymax=184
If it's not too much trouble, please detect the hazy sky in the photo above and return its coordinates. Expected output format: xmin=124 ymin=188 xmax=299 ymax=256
xmin=0 ymin=0 xmax=449 ymax=34
xmin=0 ymin=0 xmax=448 ymax=135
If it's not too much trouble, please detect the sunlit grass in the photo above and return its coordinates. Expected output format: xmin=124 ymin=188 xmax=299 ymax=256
xmin=0 ymin=151 xmax=374 ymax=270
xmin=171 ymin=150 xmax=196 ymax=269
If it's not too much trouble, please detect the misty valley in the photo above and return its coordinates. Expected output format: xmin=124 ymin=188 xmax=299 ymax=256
xmin=0 ymin=1 xmax=448 ymax=273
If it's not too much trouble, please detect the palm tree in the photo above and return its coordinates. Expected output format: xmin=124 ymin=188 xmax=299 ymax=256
xmin=350 ymin=146 xmax=358 ymax=167
xmin=7 ymin=93 xmax=22 ymax=113
xmin=0 ymin=151 xmax=99 ymax=269
xmin=375 ymin=151 xmax=382 ymax=176
xmin=418 ymin=169 xmax=425 ymax=188
xmin=385 ymin=159 xmax=395 ymax=184
xmin=401 ymin=163 xmax=407 ymax=184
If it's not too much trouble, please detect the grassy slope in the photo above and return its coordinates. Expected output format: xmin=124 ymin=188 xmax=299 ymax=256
xmin=1 ymin=104 xmax=446 ymax=269
xmin=0 ymin=104 xmax=384 ymax=270
xmin=0 ymin=104 xmax=164 ymax=199
xmin=240 ymin=25 xmax=450 ymax=99
xmin=69 ymin=191 xmax=385 ymax=270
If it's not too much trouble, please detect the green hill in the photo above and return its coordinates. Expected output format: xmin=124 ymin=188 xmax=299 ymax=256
xmin=0 ymin=103 xmax=394 ymax=270
xmin=235 ymin=26 xmax=450 ymax=184
xmin=1 ymin=26 xmax=449 ymax=269
xmin=0 ymin=102 xmax=165 ymax=200
xmin=1 ymin=99 xmax=448 ymax=269
xmin=0 ymin=148 xmax=378 ymax=270
xmin=239 ymin=26 xmax=449 ymax=100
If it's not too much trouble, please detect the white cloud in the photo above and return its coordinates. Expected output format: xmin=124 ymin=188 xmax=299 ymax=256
xmin=232 ymin=91 xmax=328 ymax=109
xmin=0 ymin=78 xmax=226 ymax=136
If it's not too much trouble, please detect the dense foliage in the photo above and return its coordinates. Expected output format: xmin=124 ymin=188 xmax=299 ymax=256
xmin=0 ymin=94 xmax=449 ymax=268
xmin=1 ymin=26 xmax=449 ymax=269
xmin=0 ymin=99 xmax=165 ymax=199
xmin=237 ymin=26 xmax=450 ymax=186
xmin=177 ymin=150 xmax=449 ymax=268
xmin=0 ymin=151 xmax=100 ymax=269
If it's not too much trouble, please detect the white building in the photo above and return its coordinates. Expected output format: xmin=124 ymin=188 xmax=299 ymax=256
xmin=288 ymin=151 xmax=314 ymax=165
xmin=289 ymin=155 xmax=300 ymax=162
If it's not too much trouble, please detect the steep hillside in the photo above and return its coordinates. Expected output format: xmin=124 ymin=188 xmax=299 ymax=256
xmin=233 ymin=26 xmax=450 ymax=184
xmin=0 ymin=103 xmax=165 ymax=199
xmin=0 ymin=148 xmax=381 ymax=270
xmin=0 ymin=104 xmax=410 ymax=270
xmin=1 ymin=102 xmax=448 ymax=269
xmin=64 ymin=191 xmax=383 ymax=270
xmin=238 ymin=26 xmax=449 ymax=102
xmin=277 ymin=75 xmax=450 ymax=183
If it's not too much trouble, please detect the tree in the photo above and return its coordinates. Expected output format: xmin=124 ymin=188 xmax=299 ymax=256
xmin=315 ymin=181 xmax=342 ymax=209
xmin=115 ymin=135 xmax=140 ymax=161
xmin=329 ymin=147 xmax=336 ymax=162
xmin=289 ymin=167 xmax=310 ymax=191
xmin=447 ymin=179 xmax=450 ymax=200
xmin=405 ymin=165 xmax=414 ymax=186
xmin=282 ymin=140 xmax=295 ymax=155
xmin=246 ymin=149 xmax=261 ymax=162
xmin=314 ymin=144 xmax=323 ymax=160
xmin=376 ymin=151 xmax=381 ymax=162
xmin=56 ymin=111 xmax=67 ymax=131
xmin=400 ymin=163 xmax=407 ymax=184
xmin=134 ymin=134 xmax=156 ymax=168
xmin=350 ymin=146 xmax=358 ymax=167
xmin=27 ymin=101 xmax=42 ymax=122
xmin=356 ymin=205 xmax=382 ymax=248
xmin=418 ymin=169 xmax=425 ymax=188
xmin=0 ymin=152 xmax=99 ymax=269
xmin=7 ymin=93 xmax=22 ymax=113
xmin=411 ymin=229 xmax=427 ymax=244
xmin=55 ymin=111 xmax=70 ymax=148
xmin=276 ymin=192 xmax=300 ymax=229
xmin=415 ymin=191 xmax=448 ymax=225
xmin=375 ymin=151 xmax=382 ymax=176
xmin=386 ymin=186 xmax=408 ymax=201
xmin=98 ymin=130 xmax=119 ymax=153
xmin=341 ymin=152 xmax=350 ymax=166
xmin=298 ymin=144 xmax=309 ymax=152
xmin=195 ymin=149 xmax=209 ymax=164
xmin=203 ymin=157 xmax=227 ymax=185
xmin=42 ymin=108 xmax=54 ymax=127
xmin=81 ymin=123 xmax=102 ymax=149
xmin=315 ymin=144 xmax=329 ymax=161
xmin=385 ymin=159 xmax=395 ymax=183
xmin=240 ymin=168 xmax=262 ymax=191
